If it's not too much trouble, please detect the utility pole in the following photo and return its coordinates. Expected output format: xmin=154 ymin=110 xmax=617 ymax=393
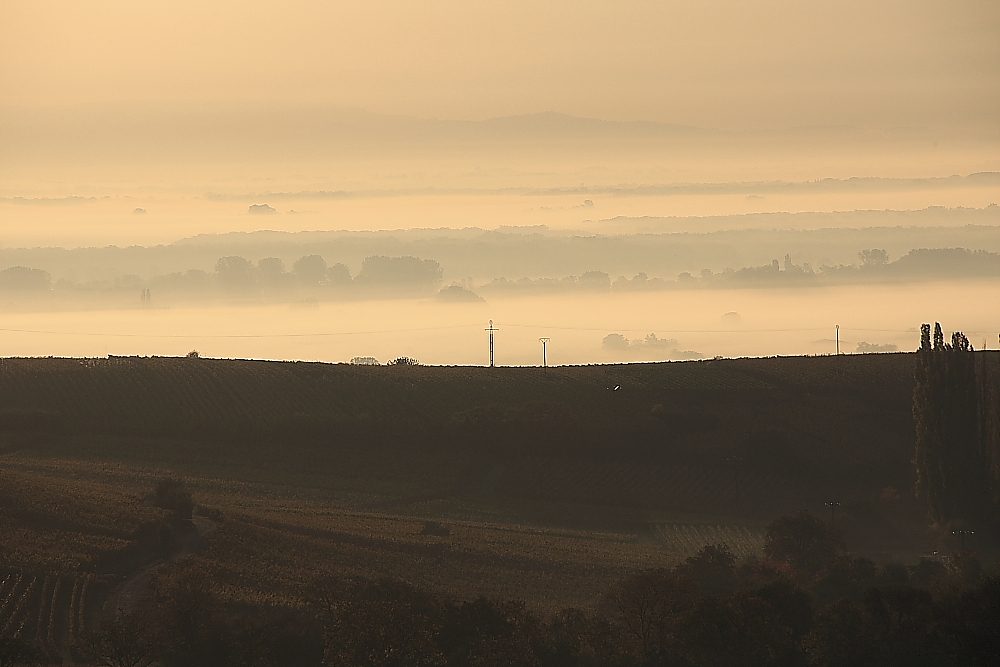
xmin=836 ymin=325 xmax=840 ymax=355
xmin=485 ymin=320 xmax=498 ymax=367
xmin=952 ymin=529 xmax=974 ymax=551
xmin=825 ymin=501 xmax=841 ymax=522
xmin=539 ymin=337 xmax=550 ymax=367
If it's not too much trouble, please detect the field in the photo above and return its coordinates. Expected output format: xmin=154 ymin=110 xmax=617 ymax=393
xmin=0 ymin=352 xmax=919 ymax=498
xmin=0 ymin=351 xmax=953 ymax=654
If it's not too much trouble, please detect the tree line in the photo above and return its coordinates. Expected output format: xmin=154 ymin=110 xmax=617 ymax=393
xmin=0 ymin=255 xmax=444 ymax=298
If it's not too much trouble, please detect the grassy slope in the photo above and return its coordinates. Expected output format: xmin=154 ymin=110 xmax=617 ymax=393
xmin=0 ymin=352 xmax=940 ymax=610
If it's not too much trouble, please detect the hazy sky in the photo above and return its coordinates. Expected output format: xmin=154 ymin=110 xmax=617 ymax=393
xmin=3 ymin=0 xmax=997 ymax=130
xmin=1 ymin=2 xmax=998 ymax=362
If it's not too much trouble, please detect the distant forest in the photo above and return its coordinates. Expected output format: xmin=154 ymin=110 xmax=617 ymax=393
xmin=1 ymin=246 xmax=998 ymax=307
xmin=0 ymin=208 xmax=999 ymax=306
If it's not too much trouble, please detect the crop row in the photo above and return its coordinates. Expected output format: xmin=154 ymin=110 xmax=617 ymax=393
xmin=0 ymin=572 xmax=97 ymax=662
xmin=0 ymin=467 xmax=160 ymax=573
xmin=652 ymin=524 xmax=765 ymax=559
xmin=0 ymin=574 xmax=37 ymax=636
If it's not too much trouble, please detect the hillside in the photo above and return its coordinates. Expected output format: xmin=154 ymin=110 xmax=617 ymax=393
xmin=0 ymin=351 xmax=965 ymax=631
xmin=0 ymin=352 xmax=922 ymax=512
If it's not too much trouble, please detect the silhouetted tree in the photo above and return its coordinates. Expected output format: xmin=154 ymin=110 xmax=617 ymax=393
xmin=858 ymin=249 xmax=889 ymax=269
xmin=804 ymin=587 xmax=956 ymax=667
xmin=0 ymin=266 xmax=51 ymax=291
xmin=313 ymin=577 xmax=445 ymax=667
xmin=601 ymin=568 xmax=695 ymax=661
xmin=215 ymin=256 xmax=256 ymax=291
xmin=947 ymin=549 xmax=983 ymax=586
xmin=154 ymin=560 xmax=226 ymax=667
xmin=681 ymin=579 xmax=813 ymax=667
xmin=763 ymin=512 xmax=843 ymax=578
xmin=439 ymin=598 xmax=542 ymax=667
xmin=327 ymin=263 xmax=352 ymax=286
xmin=811 ymin=556 xmax=880 ymax=605
xmin=913 ymin=323 xmax=996 ymax=533
xmin=154 ymin=478 xmax=194 ymax=521
xmin=977 ymin=349 xmax=1000 ymax=532
xmin=909 ymin=558 xmax=948 ymax=588
xmin=257 ymin=257 xmax=286 ymax=286
xmin=293 ymin=255 xmax=328 ymax=286
xmin=946 ymin=575 xmax=1000 ymax=667
xmin=387 ymin=357 xmax=420 ymax=366
xmin=674 ymin=544 xmax=738 ymax=597
xmin=355 ymin=256 xmax=442 ymax=290
xmin=223 ymin=605 xmax=324 ymax=667
xmin=540 ymin=608 xmax=621 ymax=667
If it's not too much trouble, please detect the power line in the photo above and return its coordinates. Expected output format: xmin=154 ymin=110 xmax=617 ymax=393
xmin=497 ymin=323 xmax=948 ymax=334
xmin=0 ymin=321 xmax=993 ymax=340
xmin=0 ymin=324 xmax=472 ymax=339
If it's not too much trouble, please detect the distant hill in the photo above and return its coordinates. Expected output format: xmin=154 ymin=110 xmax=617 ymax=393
xmin=0 ymin=353 xmax=930 ymax=518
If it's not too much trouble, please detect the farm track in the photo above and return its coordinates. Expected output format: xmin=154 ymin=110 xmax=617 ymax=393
xmin=107 ymin=514 xmax=217 ymax=620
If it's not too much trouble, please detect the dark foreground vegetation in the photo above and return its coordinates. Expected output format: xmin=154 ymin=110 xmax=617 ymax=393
xmin=1 ymin=335 xmax=998 ymax=665
xmin=3 ymin=516 xmax=998 ymax=667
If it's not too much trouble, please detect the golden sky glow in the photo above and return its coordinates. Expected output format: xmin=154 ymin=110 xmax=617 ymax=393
xmin=3 ymin=0 xmax=997 ymax=129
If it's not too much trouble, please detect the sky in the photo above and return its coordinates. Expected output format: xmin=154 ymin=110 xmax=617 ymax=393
xmin=3 ymin=0 xmax=998 ymax=130
xmin=0 ymin=1 xmax=998 ymax=363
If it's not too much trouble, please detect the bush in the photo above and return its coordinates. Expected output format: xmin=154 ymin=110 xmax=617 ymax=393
xmin=387 ymin=357 xmax=420 ymax=366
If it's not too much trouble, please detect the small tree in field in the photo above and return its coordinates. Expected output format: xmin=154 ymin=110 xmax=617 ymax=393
xmin=154 ymin=478 xmax=194 ymax=521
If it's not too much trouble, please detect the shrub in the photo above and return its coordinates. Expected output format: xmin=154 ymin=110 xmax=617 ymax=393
xmin=387 ymin=357 xmax=420 ymax=366
xmin=153 ymin=479 xmax=194 ymax=521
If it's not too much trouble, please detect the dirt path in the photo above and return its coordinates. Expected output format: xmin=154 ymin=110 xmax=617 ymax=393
xmin=105 ymin=514 xmax=217 ymax=618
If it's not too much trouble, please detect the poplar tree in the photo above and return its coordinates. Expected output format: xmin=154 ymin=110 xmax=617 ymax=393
xmin=913 ymin=323 xmax=997 ymax=534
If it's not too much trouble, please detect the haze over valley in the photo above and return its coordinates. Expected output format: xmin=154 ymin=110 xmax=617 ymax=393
xmin=2 ymin=3 xmax=1000 ymax=665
